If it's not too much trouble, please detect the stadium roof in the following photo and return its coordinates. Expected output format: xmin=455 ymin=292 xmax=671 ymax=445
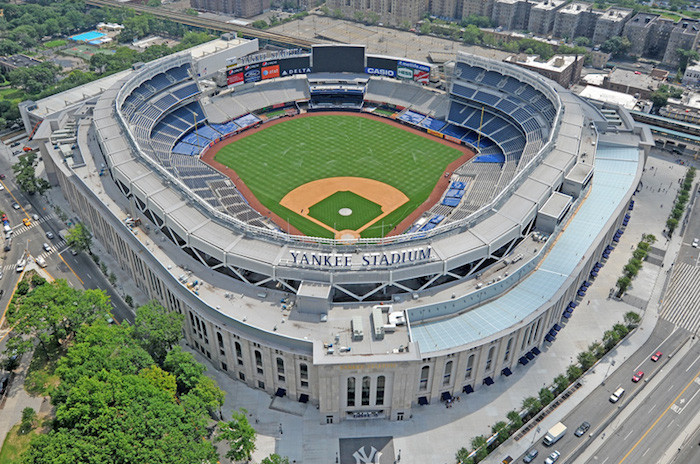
xmin=409 ymin=143 xmax=641 ymax=353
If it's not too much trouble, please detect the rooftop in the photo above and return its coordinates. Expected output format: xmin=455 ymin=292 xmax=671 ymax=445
xmin=0 ymin=54 xmax=42 ymax=69
xmin=505 ymin=54 xmax=580 ymax=72
xmin=531 ymin=0 xmax=565 ymax=11
xmin=608 ymin=68 xmax=660 ymax=91
xmin=579 ymin=85 xmax=638 ymax=110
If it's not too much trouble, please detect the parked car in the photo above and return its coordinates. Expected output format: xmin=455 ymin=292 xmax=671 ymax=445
xmin=651 ymin=351 xmax=662 ymax=362
xmin=632 ymin=371 xmax=644 ymax=382
xmin=574 ymin=421 xmax=590 ymax=437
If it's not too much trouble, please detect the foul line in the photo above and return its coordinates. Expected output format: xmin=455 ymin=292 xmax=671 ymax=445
xmin=618 ymin=366 xmax=700 ymax=463
xmin=57 ymin=251 xmax=83 ymax=285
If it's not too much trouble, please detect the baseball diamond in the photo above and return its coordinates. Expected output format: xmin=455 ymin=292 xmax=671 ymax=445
xmin=208 ymin=114 xmax=467 ymax=238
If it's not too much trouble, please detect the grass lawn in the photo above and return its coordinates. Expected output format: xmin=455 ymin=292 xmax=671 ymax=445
xmin=42 ymin=39 xmax=67 ymax=49
xmin=0 ymin=424 xmax=38 ymax=464
xmin=308 ymin=191 xmax=383 ymax=231
xmin=214 ymin=115 xmax=463 ymax=238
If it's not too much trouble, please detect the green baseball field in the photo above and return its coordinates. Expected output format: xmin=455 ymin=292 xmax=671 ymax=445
xmin=213 ymin=115 xmax=465 ymax=238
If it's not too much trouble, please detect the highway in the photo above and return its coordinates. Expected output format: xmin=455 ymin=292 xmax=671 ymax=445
xmin=511 ymin=320 xmax=687 ymax=464
xmin=85 ymin=0 xmax=317 ymax=49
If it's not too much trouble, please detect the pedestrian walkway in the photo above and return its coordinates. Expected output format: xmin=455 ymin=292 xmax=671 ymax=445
xmin=660 ymin=262 xmax=700 ymax=332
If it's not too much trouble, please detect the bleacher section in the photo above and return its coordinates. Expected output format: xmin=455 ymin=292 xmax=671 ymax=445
xmin=120 ymin=61 xmax=267 ymax=228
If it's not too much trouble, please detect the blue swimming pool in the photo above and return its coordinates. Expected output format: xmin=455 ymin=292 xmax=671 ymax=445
xmin=70 ymin=31 xmax=106 ymax=42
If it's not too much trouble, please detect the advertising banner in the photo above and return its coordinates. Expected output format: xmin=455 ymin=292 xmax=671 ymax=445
xmin=279 ymin=56 xmax=312 ymax=77
xmin=227 ymin=67 xmax=244 ymax=86
xmin=243 ymin=63 xmax=261 ymax=84
xmin=397 ymin=60 xmax=431 ymax=84
xmin=261 ymin=60 xmax=280 ymax=80
xmin=365 ymin=56 xmax=398 ymax=78
xmin=427 ymin=129 xmax=443 ymax=138
xmin=444 ymin=135 xmax=462 ymax=144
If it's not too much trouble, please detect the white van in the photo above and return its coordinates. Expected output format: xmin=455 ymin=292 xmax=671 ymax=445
xmin=609 ymin=387 xmax=625 ymax=403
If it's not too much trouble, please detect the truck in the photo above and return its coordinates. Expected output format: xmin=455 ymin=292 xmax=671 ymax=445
xmin=542 ymin=422 xmax=567 ymax=446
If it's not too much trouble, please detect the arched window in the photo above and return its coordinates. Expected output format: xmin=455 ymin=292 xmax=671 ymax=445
xmin=361 ymin=376 xmax=371 ymax=406
xmin=376 ymin=376 xmax=386 ymax=406
xmin=443 ymin=360 xmax=453 ymax=385
xmin=465 ymin=355 xmax=474 ymax=379
xmin=347 ymin=377 xmax=356 ymax=407
xmin=276 ymin=357 xmax=285 ymax=382
xmin=235 ymin=342 xmax=243 ymax=365
xmin=504 ymin=338 xmax=513 ymax=362
xmin=486 ymin=346 xmax=495 ymax=371
xmin=300 ymin=363 xmax=309 ymax=388
xmin=419 ymin=365 xmax=430 ymax=391
xmin=255 ymin=350 xmax=263 ymax=374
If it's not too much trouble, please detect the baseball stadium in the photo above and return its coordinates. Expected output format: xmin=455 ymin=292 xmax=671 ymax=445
xmin=20 ymin=36 xmax=652 ymax=426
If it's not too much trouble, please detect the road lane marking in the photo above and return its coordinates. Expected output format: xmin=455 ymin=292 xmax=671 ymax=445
xmin=624 ymin=430 xmax=633 ymax=440
xmin=618 ymin=367 xmax=700 ymax=463
xmin=57 ymin=252 xmax=83 ymax=285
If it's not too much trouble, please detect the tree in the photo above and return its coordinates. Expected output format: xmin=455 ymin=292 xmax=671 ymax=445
xmin=522 ymin=396 xmax=542 ymax=416
xmin=574 ymin=36 xmax=591 ymax=47
xmin=420 ymin=21 xmax=431 ymax=35
xmin=5 ymin=280 xmax=111 ymax=357
xmin=262 ymin=454 xmax=291 ymax=464
xmin=163 ymin=346 xmax=206 ymax=394
xmin=456 ymin=447 xmax=474 ymax=464
xmin=624 ymin=311 xmax=641 ymax=328
xmin=603 ymin=329 xmax=622 ymax=350
xmin=616 ymin=276 xmax=631 ymax=295
xmin=463 ymin=24 xmax=482 ymax=45
xmin=601 ymin=36 xmax=631 ymax=57
xmin=666 ymin=217 xmax=678 ymax=234
xmin=12 ymin=152 xmax=50 ymax=195
xmin=252 ymin=19 xmax=269 ymax=29
xmin=492 ymin=420 xmax=510 ymax=443
xmin=567 ymin=364 xmax=583 ymax=383
xmin=578 ymin=350 xmax=597 ymax=370
xmin=217 ymin=409 xmax=257 ymax=462
xmin=470 ymin=435 xmax=489 ymax=461
xmin=187 ymin=375 xmax=225 ymax=419
xmin=538 ymin=387 xmax=555 ymax=406
xmin=19 ymin=407 xmax=37 ymax=434
xmin=507 ymin=409 xmax=523 ymax=432
xmin=678 ymin=48 xmax=700 ymax=73
xmin=133 ymin=300 xmax=184 ymax=364
xmin=553 ymin=374 xmax=569 ymax=394
xmin=66 ymin=222 xmax=92 ymax=254
xmin=139 ymin=365 xmax=177 ymax=398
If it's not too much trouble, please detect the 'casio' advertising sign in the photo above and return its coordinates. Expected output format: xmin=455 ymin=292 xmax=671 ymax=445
xmin=365 ymin=67 xmax=396 ymax=77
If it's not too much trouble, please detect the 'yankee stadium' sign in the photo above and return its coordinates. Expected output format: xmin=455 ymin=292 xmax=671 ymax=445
xmin=288 ymin=246 xmax=432 ymax=268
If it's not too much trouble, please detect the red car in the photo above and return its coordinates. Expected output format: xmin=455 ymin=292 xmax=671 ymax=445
xmin=632 ymin=371 xmax=644 ymax=382
xmin=651 ymin=351 xmax=662 ymax=362
xmin=0 ymin=174 xmax=5 ymax=179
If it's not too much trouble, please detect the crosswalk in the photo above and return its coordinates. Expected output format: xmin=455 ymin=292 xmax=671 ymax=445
xmin=660 ymin=262 xmax=700 ymax=332
xmin=10 ymin=213 xmax=58 ymax=236
xmin=0 ymin=239 xmax=66 ymax=273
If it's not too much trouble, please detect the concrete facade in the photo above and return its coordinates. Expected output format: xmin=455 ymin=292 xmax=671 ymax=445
xmin=462 ymin=0 xmax=496 ymax=21
xmin=552 ymin=2 xmax=597 ymax=41
xmin=683 ymin=64 xmax=700 ymax=86
xmin=527 ymin=0 xmax=565 ymax=36
xmin=592 ymin=7 xmax=633 ymax=45
xmin=430 ymin=0 xmax=464 ymax=19
xmin=623 ymin=13 xmax=700 ymax=66
xmin=491 ymin=0 xmax=531 ymax=31
xmin=190 ymin=0 xmax=271 ymax=18
xmin=324 ymin=0 xmax=430 ymax=26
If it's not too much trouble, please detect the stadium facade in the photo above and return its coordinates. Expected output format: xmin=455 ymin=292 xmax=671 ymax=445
xmin=21 ymin=36 xmax=652 ymax=423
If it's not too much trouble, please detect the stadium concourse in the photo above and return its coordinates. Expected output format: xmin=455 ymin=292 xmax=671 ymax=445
xmin=21 ymin=35 xmax=652 ymax=449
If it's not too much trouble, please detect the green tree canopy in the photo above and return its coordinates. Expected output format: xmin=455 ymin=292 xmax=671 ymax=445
xmin=133 ymin=300 xmax=185 ymax=364
xmin=216 ymin=409 xmax=257 ymax=462
xmin=66 ymin=222 xmax=92 ymax=254
xmin=163 ymin=346 xmax=206 ymax=395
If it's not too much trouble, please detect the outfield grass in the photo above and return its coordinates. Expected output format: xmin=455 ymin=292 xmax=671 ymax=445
xmin=214 ymin=115 xmax=463 ymax=238
xmin=308 ymin=191 xmax=383 ymax=231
